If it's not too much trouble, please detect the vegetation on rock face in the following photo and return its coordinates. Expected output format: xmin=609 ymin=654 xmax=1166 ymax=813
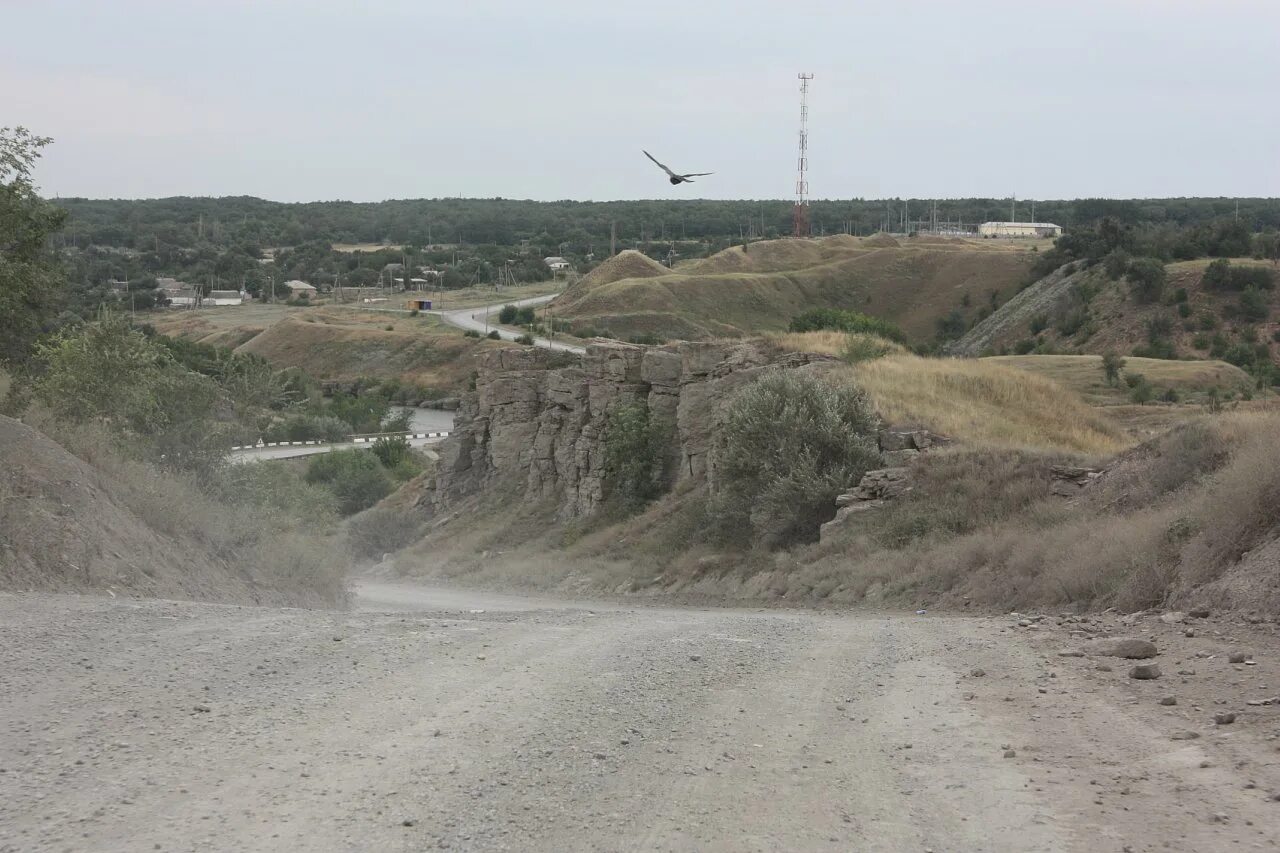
xmin=601 ymin=402 xmax=674 ymax=514
xmin=709 ymin=370 xmax=880 ymax=547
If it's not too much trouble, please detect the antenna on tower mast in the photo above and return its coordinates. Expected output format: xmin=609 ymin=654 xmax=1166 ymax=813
xmin=793 ymin=73 xmax=814 ymax=239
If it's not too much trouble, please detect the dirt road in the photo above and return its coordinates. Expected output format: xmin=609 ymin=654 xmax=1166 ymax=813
xmin=2 ymin=584 xmax=1277 ymax=852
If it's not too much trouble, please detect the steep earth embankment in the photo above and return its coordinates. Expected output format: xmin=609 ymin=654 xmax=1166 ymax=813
xmin=0 ymin=415 xmax=345 ymax=606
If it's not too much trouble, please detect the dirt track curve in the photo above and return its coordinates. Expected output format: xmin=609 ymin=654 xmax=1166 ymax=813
xmin=2 ymin=581 xmax=1277 ymax=852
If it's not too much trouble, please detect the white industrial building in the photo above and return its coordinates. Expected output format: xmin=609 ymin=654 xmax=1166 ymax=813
xmin=979 ymin=221 xmax=1063 ymax=239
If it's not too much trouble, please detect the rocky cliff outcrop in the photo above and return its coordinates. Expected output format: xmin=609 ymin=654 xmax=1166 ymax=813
xmin=431 ymin=341 xmax=836 ymax=519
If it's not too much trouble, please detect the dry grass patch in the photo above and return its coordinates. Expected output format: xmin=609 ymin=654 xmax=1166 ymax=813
xmin=767 ymin=331 xmax=908 ymax=360
xmin=845 ymin=355 xmax=1126 ymax=454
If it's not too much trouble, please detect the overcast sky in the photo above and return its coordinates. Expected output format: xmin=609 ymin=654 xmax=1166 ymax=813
xmin=3 ymin=0 xmax=1277 ymax=202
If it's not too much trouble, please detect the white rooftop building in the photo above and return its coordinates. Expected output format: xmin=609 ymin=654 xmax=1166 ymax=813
xmin=979 ymin=222 xmax=1063 ymax=239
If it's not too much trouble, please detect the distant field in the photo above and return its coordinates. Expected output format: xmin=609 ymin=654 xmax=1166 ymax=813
xmin=151 ymin=305 xmax=508 ymax=391
xmin=984 ymin=355 xmax=1252 ymax=404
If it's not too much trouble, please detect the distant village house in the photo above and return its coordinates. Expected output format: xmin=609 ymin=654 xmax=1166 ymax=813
xmin=544 ymin=256 xmax=571 ymax=273
xmin=157 ymin=277 xmax=199 ymax=307
xmin=284 ymin=280 xmax=318 ymax=298
xmin=204 ymin=289 xmax=245 ymax=306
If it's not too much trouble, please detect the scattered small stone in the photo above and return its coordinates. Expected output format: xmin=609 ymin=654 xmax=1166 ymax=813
xmin=1210 ymin=812 xmax=1229 ymax=824
xmin=1170 ymin=731 xmax=1200 ymax=741
xmin=193 ymin=704 xmax=211 ymax=713
xmin=1228 ymin=652 xmax=1249 ymax=664
xmin=1159 ymin=697 xmax=1177 ymax=706
xmin=1159 ymin=612 xmax=1185 ymax=624
xmin=689 ymin=654 xmax=702 ymax=662
xmin=402 ymin=819 xmax=416 ymax=827
xmin=592 ymin=752 xmax=607 ymax=760
xmin=1003 ymin=749 xmax=1017 ymax=758
xmin=476 ymin=655 xmax=486 ymax=661
xmin=1188 ymin=609 xmax=1211 ymax=618
xmin=970 ymin=668 xmax=986 ymax=678
xmin=1057 ymin=649 xmax=1085 ymax=657
xmin=1096 ymin=664 xmax=1113 ymax=673
xmin=332 ymin=636 xmax=343 ymax=642
xmin=1184 ymin=629 xmax=1196 ymax=638
xmin=1129 ymin=664 xmax=1161 ymax=680
xmin=1214 ymin=712 xmax=1237 ymax=725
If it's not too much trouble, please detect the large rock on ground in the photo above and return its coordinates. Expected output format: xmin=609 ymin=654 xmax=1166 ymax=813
xmin=1084 ymin=637 xmax=1158 ymax=659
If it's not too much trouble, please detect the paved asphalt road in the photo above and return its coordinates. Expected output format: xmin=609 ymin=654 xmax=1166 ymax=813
xmin=436 ymin=294 xmax=586 ymax=355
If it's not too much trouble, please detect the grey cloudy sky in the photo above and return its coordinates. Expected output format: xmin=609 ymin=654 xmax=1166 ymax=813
xmin=3 ymin=0 xmax=1277 ymax=202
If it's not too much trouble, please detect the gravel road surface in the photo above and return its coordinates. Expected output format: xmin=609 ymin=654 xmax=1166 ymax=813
xmin=2 ymin=583 xmax=1277 ymax=852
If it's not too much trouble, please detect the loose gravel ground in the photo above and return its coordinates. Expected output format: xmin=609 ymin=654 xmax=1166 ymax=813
xmin=1 ymin=583 xmax=1277 ymax=852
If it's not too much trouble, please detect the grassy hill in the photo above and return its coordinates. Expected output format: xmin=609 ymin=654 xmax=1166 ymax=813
xmin=983 ymin=354 xmax=1252 ymax=405
xmin=152 ymin=305 xmax=507 ymax=393
xmin=551 ymin=235 xmax=1037 ymax=343
xmin=954 ymin=257 xmax=1280 ymax=371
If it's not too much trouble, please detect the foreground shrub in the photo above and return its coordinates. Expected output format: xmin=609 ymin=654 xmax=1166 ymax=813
xmin=709 ymin=369 xmax=879 ymax=547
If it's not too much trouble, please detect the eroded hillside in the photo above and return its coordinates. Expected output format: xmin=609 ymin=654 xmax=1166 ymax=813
xmin=551 ymin=236 xmax=1036 ymax=342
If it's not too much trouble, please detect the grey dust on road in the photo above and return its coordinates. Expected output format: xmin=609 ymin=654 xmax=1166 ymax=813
xmin=1 ymin=584 xmax=1277 ymax=852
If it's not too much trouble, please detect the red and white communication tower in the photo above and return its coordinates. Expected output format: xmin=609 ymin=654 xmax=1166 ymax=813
xmin=793 ymin=72 xmax=814 ymax=238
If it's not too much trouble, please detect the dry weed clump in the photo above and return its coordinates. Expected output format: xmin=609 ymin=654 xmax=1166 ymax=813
xmin=845 ymin=355 xmax=1126 ymax=454
xmin=767 ymin=331 xmax=907 ymax=361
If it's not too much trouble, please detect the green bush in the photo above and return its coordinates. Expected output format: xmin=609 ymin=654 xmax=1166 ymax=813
xmin=627 ymin=333 xmax=664 ymax=345
xmin=372 ymin=435 xmax=411 ymax=468
xmin=1204 ymin=259 xmax=1275 ymax=292
xmin=516 ymin=334 xmax=535 ymax=345
xmin=1240 ymin=286 xmax=1270 ymax=321
xmin=463 ymin=329 xmax=481 ymax=338
xmin=515 ymin=306 xmax=536 ymax=325
xmin=1013 ymin=338 xmax=1036 ymax=355
xmin=788 ymin=308 xmax=906 ymax=343
xmin=486 ymin=330 xmax=500 ymax=340
xmin=305 ymin=450 xmax=393 ymax=515
xmin=1130 ymin=380 xmax=1155 ymax=405
xmin=1102 ymin=248 xmax=1131 ymax=280
xmin=497 ymin=304 xmax=518 ymax=324
xmin=708 ymin=370 xmax=879 ymax=547
xmin=1029 ymin=313 xmax=1049 ymax=335
xmin=1127 ymin=257 xmax=1167 ymax=304
xmin=1100 ymin=352 xmax=1126 ymax=386
xmin=264 ymin=414 xmax=349 ymax=443
xmin=601 ymin=402 xmax=673 ymax=513
xmin=1192 ymin=333 xmax=1210 ymax=350
xmin=1177 ymin=301 xmax=1192 ymax=318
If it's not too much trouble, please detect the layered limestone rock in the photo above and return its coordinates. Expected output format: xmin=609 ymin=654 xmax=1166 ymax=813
xmin=432 ymin=341 xmax=835 ymax=519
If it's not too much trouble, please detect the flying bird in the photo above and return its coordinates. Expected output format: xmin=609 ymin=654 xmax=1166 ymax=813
xmin=643 ymin=150 xmax=713 ymax=185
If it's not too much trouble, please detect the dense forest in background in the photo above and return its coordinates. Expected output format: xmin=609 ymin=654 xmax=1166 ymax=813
xmin=54 ymin=195 xmax=1280 ymax=251
xmin=48 ymin=195 xmax=1280 ymax=314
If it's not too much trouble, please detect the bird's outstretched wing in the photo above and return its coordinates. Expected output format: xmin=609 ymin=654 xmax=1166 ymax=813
xmin=680 ymin=172 xmax=714 ymax=178
xmin=643 ymin=150 xmax=677 ymax=178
